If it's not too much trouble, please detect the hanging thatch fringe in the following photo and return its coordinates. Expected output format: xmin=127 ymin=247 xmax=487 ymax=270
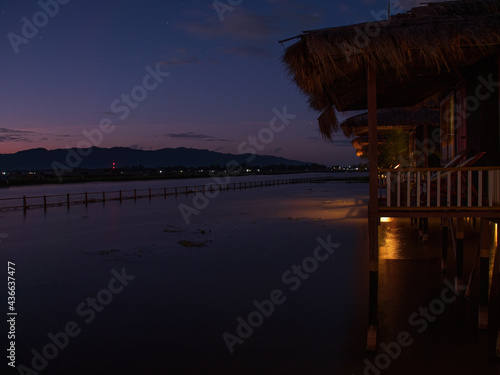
xmin=317 ymin=107 xmax=338 ymax=139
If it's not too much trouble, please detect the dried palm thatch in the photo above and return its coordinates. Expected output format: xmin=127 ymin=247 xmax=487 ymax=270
xmin=281 ymin=0 xmax=500 ymax=138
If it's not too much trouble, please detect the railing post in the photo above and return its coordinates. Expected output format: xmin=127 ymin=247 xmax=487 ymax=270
xmin=437 ymin=172 xmax=441 ymax=208
xmin=396 ymin=171 xmax=401 ymax=208
xmin=387 ymin=172 xmax=391 ymax=207
xmin=457 ymin=170 xmax=462 ymax=207
xmin=416 ymin=172 xmax=421 ymax=207
xmin=488 ymin=170 xmax=494 ymax=206
xmin=478 ymin=171 xmax=483 ymax=207
xmin=407 ymin=172 xmax=411 ymax=207
xmin=426 ymin=171 xmax=431 ymax=207
xmin=447 ymin=173 xmax=451 ymax=207
xmin=467 ymin=171 xmax=472 ymax=207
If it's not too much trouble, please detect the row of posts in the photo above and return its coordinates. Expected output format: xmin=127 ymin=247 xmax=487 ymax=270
xmin=20 ymin=177 xmax=323 ymax=211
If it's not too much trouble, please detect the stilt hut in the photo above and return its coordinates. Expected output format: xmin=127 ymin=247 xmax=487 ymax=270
xmin=281 ymin=0 xmax=500 ymax=354
xmin=340 ymin=108 xmax=440 ymax=166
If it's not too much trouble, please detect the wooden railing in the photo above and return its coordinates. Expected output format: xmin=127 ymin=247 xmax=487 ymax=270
xmin=378 ymin=166 xmax=500 ymax=209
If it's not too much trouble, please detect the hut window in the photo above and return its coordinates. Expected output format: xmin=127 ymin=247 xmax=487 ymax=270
xmin=455 ymin=86 xmax=467 ymax=155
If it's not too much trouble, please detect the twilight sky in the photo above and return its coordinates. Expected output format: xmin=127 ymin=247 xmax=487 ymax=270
xmin=0 ymin=0 xmax=423 ymax=165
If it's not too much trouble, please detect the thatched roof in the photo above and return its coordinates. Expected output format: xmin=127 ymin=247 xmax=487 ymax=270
xmin=340 ymin=108 xmax=439 ymax=137
xmin=281 ymin=0 xmax=500 ymax=138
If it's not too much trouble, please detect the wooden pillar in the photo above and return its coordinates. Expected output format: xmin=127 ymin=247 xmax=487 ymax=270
xmin=442 ymin=218 xmax=448 ymax=273
xmin=478 ymin=219 xmax=491 ymax=329
xmin=367 ymin=60 xmax=379 ymax=351
xmin=495 ymin=222 xmax=500 ymax=357
xmin=456 ymin=217 xmax=465 ymax=291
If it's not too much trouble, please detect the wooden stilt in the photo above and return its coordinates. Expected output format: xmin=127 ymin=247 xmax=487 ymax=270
xmin=423 ymin=218 xmax=429 ymax=243
xmin=478 ymin=219 xmax=491 ymax=329
xmin=456 ymin=217 xmax=465 ymax=292
xmin=442 ymin=218 xmax=448 ymax=273
xmin=366 ymin=60 xmax=379 ymax=351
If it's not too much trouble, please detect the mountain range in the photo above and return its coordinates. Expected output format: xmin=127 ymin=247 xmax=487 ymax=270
xmin=0 ymin=147 xmax=311 ymax=171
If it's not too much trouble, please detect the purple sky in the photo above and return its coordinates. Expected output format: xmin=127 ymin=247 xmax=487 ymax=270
xmin=0 ymin=0 xmax=425 ymax=165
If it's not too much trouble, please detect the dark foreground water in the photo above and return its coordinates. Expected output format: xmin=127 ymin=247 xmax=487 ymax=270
xmin=0 ymin=181 xmax=498 ymax=374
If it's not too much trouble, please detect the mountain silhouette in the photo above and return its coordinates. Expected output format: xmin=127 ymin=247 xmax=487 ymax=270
xmin=0 ymin=147 xmax=309 ymax=171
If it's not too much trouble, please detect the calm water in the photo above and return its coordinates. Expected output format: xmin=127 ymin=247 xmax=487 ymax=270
xmin=0 ymin=181 xmax=498 ymax=374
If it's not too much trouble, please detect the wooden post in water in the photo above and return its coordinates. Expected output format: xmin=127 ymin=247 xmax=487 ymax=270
xmin=496 ymin=221 xmax=500 ymax=358
xmin=85 ymin=192 xmax=88 ymax=206
xmin=23 ymin=196 xmax=27 ymax=211
xmin=134 ymin=189 xmax=137 ymax=201
xmin=119 ymin=190 xmax=122 ymax=203
xmin=67 ymin=193 xmax=70 ymax=209
xmin=149 ymin=188 xmax=152 ymax=200
xmin=175 ymin=187 xmax=178 ymax=197
xmin=366 ymin=60 xmax=379 ymax=352
xmin=164 ymin=188 xmax=167 ymax=199
xmin=478 ymin=219 xmax=491 ymax=329
xmin=44 ymin=195 xmax=47 ymax=210
xmin=456 ymin=217 xmax=465 ymax=291
xmin=441 ymin=218 xmax=448 ymax=273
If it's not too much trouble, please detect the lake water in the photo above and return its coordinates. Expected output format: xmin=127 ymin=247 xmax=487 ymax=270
xmin=0 ymin=180 xmax=498 ymax=374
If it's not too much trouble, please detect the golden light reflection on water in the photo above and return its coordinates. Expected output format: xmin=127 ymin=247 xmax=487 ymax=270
xmin=378 ymin=219 xmax=406 ymax=259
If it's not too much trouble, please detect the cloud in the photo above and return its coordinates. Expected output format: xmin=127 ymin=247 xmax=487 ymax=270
xmin=274 ymin=147 xmax=282 ymax=154
xmin=0 ymin=128 xmax=77 ymax=144
xmin=0 ymin=128 xmax=37 ymax=143
xmin=224 ymin=46 xmax=273 ymax=58
xmin=163 ymin=132 xmax=234 ymax=142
